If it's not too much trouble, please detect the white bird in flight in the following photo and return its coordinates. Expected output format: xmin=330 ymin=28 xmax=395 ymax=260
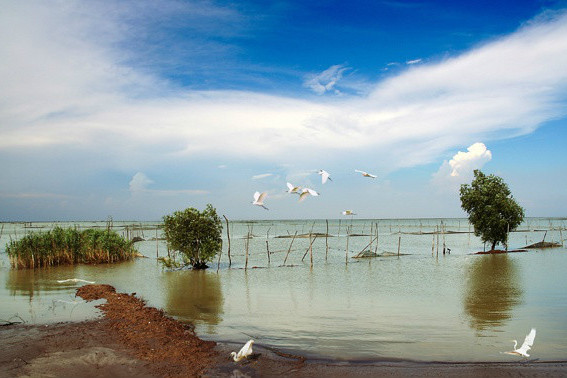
xmin=503 ymin=328 xmax=536 ymax=357
xmin=57 ymin=278 xmax=95 ymax=284
xmin=355 ymin=169 xmax=377 ymax=178
xmin=299 ymin=188 xmax=319 ymax=202
xmin=342 ymin=210 xmax=356 ymax=216
xmin=252 ymin=192 xmax=269 ymax=210
xmin=318 ymin=169 xmax=332 ymax=184
xmin=231 ymin=339 xmax=254 ymax=362
xmin=286 ymin=182 xmax=301 ymax=195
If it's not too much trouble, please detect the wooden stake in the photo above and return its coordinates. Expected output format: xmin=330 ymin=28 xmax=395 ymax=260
xmin=245 ymin=231 xmax=250 ymax=270
xmin=325 ymin=219 xmax=329 ymax=261
xmin=223 ymin=215 xmax=231 ymax=267
xmin=431 ymin=234 xmax=435 ymax=256
xmin=374 ymin=223 xmax=379 ymax=254
xmin=354 ymin=235 xmax=378 ymax=258
xmin=436 ymin=225 xmax=439 ymax=257
xmin=283 ymin=231 xmax=298 ymax=265
xmin=301 ymin=235 xmax=318 ymax=261
xmin=266 ymin=228 xmax=271 ymax=264
xmin=309 ymin=233 xmax=313 ymax=268
xmin=156 ymin=228 xmax=159 ymax=258
xmin=345 ymin=226 xmax=350 ymax=264
xmin=397 ymin=236 xmax=401 ymax=257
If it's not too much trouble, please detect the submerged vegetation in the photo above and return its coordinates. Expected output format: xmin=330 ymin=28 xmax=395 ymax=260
xmin=6 ymin=227 xmax=137 ymax=269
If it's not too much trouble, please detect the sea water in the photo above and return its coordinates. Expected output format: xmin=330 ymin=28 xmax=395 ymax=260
xmin=1 ymin=218 xmax=566 ymax=362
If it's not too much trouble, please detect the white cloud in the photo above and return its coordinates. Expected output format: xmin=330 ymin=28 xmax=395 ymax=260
xmin=303 ymin=64 xmax=349 ymax=95
xmin=252 ymin=173 xmax=273 ymax=180
xmin=1 ymin=5 xmax=567 ymax=179
xmin=406 ymin=58 xmax=422 ymax=65
xmin=129 ymin=172 xmax=154 ymax=193
xmin=448 ymin=142 xmax=492 ymax=177
xmin=431 ymin=142 xmax=492 ymax=190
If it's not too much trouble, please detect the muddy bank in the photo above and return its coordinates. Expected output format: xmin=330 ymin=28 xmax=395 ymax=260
xmin=1 ymin=284 xmax=566 ymax=378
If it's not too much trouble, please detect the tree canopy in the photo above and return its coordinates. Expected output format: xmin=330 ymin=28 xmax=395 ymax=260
xmin=162 ymin=204 xmax=222 ymax=269
xmin=460 ymin=170 xmax=525 ymax=251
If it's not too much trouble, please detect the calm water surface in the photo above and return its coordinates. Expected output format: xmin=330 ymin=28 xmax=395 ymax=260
xmin=1 ymin=218 xmax=566 ymax=362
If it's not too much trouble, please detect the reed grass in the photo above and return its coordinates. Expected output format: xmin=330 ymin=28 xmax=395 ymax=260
xmin=6 ymin=227 xmax=137 ymax=269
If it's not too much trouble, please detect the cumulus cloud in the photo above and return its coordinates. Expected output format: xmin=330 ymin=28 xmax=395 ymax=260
xmin=448 ymin=142 xmax=492 ymax=177
xmin=431 ymin=143 xmax=492 ymax=190
xmin=303 ymin=64 xmax=349 ymax=95
xmin=129 ymin=172 xmax=154 ymax=193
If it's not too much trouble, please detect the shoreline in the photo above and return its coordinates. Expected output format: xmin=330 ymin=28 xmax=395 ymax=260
xmin=1 ymin=284 xmax=566 ymax=377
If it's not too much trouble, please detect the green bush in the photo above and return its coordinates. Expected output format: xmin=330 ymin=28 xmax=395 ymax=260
xmin=162 ymin=204 xmax=222 ymax=269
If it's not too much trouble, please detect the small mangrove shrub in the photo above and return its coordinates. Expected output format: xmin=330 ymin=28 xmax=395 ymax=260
xmin=162 ymin=204 xmax=222 ymax=269
xmin=6 ymin=227 xmax=137 ymax=269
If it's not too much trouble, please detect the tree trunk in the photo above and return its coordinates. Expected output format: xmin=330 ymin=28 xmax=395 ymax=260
xmin=491 ymin=241 xmax=496 ymax=251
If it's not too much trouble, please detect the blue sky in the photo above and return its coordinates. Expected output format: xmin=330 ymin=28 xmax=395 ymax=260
xmin=1 ymin=0 xmax=567 ymax=221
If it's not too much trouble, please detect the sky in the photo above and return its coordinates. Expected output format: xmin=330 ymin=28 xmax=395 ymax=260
xmin=1 ymin=0 xmax=567 ymax=221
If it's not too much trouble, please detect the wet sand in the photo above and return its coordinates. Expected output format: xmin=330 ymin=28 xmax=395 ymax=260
xmin=1 ymin=284 xmax=565 ymax=378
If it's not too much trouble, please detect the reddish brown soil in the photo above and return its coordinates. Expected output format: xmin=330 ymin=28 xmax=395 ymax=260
xmin=75 ymin=284 xmax=217 ymax=377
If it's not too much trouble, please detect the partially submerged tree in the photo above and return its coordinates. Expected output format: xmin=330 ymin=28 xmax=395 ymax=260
xmin=162 ymin=204 xmax=222 ymax=269
xmin=460 ymin=170 xmax=525 ymax=251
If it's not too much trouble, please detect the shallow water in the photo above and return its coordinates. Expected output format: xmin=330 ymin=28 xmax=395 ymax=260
xmin=1 ymin=218 xmax=566 ymax=362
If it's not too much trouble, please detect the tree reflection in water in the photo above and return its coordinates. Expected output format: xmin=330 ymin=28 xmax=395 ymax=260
xmin=464 ymin=255 xmax=523 ymax=332
xmin=164 ymin=270 xmax=224 ymax=333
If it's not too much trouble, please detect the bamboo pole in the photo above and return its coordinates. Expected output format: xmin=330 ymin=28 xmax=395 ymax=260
xmin=309 ymin=233 xmax=313 ymax=268
xmin=436 ymin=225 xmax=440 ymax=257
xmin=338 ymin=219 xmax=341 ymax=237
xmin=156 ymin=228 xmax=159 ymax=258
xmin=560 ymin=229 xmax=564 ymax=247
xmin=301 ymin=235 xmax=318 ymax=261
xmin=374 ymin=223 xmax=379 ymax=254
xmin=325 ymin=219 xmax=329 ymax=261
xmin=283 ymin=231 xmax=298 ymax=265
xmin=223 ymin=215 xmax=231 ymax=267
xmin=245 ymin=231 xmax=250 ymax=270
xmin=354 ymin=235 xmax=378 ymax=258
xmin=431 ymin=234 xmax=435 ymax=256
xmin=266 ymin=228 xmax=271 ymax=264
xmin=345 ymin=226 xmax=350 ymax=264
xmin=397 ymin=236 xmax=401 ymax=256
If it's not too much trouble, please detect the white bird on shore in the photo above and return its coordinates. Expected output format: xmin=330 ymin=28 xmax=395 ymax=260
xmin=503 ymin=328 xmax=536 ymax=357
xmin=318 ymin=169 xmax=332 ymax=184
xmin=286 ymin=182 xmax=301 ymax=195
xmin=57 ymin=278 xmax=95 ymax=284
xmin=355 ymin=169 xmax=377 ymax=178
xmin=299 ymin=188 xmax=319 ymax=202
xmin=342 ymin=210 xmax=356 ymax=216
xmin=252 ymin=192 xmax=269 ymax=210
xmin=231 ymin=339 xmax=254 ymax=362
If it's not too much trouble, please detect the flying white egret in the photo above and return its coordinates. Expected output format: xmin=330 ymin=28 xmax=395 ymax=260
xmin=299 ymin=188 xmax=319 ymax=202
xmin=252 ymin=192 xmax=269 ymax=210
xmin=231 ymin=339 xmax=254 ymax=362
xmin=503 ymin=328 xmax=536 ymax=357
xmin=342 ymin=210 xmax=356 ymax=215
xmin=56 ymin=278 xmax=95 ymax=284
xmin=286 ymin=182 xmax=301 ymax=194
xmin=318 ymin=169 xmax=332 ymax=184
xmin=355 ymin=169 xmax=377 ymax=178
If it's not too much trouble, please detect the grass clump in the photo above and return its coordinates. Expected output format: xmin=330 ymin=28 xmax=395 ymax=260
xmin=6 ymin=227 xmax=137 ymax=269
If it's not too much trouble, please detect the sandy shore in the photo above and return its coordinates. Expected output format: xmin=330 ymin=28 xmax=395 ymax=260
xmin=1 ymin=284 xmax=566 ymax=378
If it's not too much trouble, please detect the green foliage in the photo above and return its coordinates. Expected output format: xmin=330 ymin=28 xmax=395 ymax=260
xmin=460 ymin=170 xmax=525 ymax=250
xmin=6 ymin=227 xmax=137 ymax=269
xmin=162 ymin=204 xmax=222 ymax=269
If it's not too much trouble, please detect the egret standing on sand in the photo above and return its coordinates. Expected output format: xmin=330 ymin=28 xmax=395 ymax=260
xmin=231 ymin=339 xmax=254 ymax=362
xmin=252 ymin=192 xmax=269 ymax=210
xmin=355 ymin=169 xmax=377 ymax=178
xmin=299 ymin=188 xmax=319 ymax=202
xmin=503 ymin=328 xmax=536 ymax=357
xmin=318 ymin=169 xmax=332 ymax=184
